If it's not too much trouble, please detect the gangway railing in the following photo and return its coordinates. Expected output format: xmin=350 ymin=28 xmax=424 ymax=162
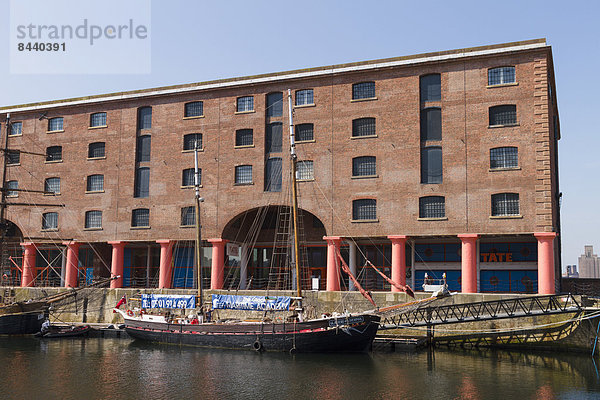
xmin=378 ymin=294 xmax=582 ymax=329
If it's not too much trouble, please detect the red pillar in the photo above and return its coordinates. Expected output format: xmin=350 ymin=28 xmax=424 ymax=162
xmin=208 ymin=239 xmax=227 ymax=290
xmin=535 ymin=232 xmax=557 ymax=295
xmin=20 ymin=242 xmax=37 ymax=287
xmin=458 ymin=234 xmax=479 ymax=293
xmin=63 ymin=241 xmax=80 ymax=288
xmin=108 ymin=241 xmax=126 ymax=289
xmin=157 ymin=240 xmax=175 ymax=289
xmin=388 ymin=235 xmax=408 ymax=291
xmin=324 ymin=236 xmax=341 ymax=291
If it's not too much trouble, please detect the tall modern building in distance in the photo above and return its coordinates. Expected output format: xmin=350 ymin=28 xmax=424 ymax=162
xmin=578 ymin=246 xmax=600 ymax=278
xmin=0 ymin=39 xmax=561 ymax=294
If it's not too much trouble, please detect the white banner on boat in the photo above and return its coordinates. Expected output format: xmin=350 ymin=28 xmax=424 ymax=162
xmin=211 ymin=294 xmax=291 ymax=311
xmin=141 ymin=294 xmax=196 ymax=309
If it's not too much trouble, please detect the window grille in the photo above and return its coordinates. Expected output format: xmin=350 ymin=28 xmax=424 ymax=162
xmin=48 ymin=117 xmax=63 ymax=131
xmin=86 ymin=175 xmax=104 ymax=192
xmin=181 ymin=207 xmax=196 ymax=226
xmin=352 ymin=199 xmax=377 ymax=220
xmin=295 ymin=89 xmax=314 ymax=106
xmin=419 ymin=196 xmax=445 ymax=218
xmin=88 ymin=142 xmax=105 ymax=158
xmin=46 ymin=146 xmax=62 ymax=162
xmin=420 ymin=74 xmax=441 ymax=102
xmin=42 ymin=212 xmax=58 ymax=230
xmin=235 ymin=165 xmax=252 ymax=184
xmin=45 ymin=177 xmax=60 ymax=194
xmin=138 ymin=107 xmax=152 ymax=129
xmin=235 ymin=129 xmax=253 ymax=147
xmin=296 ymin=160 xmax=314 ymax=180
xmin=352 ymin=82 xmax=375 ymax=100
xmin=183 ymin=133 xmax=203 ymax=151
xmin=184 ymin=101 xmax=204 ymax=117
xmin=295 ymin=124 xmax=314 ymax=142
xmin=85 ymin=210 xmax=102 ymax=229
xmin=132 ymin=208 xmax=150 ymax=227
xmin=352 ymin=118 xmax=376 ymax=137
xmin=488 ymin=67 xmax=515 ymax=86
xmin=489 ymin=105 xmax=517 ymax=126
xmin=237 ymin=96 xmax=254 ymax=112
xmin=90 ymin=112 xmax=107 ymax=127
xmin=491 ymin=193 xmax=520 ymax=216
xmin=490 ymin=147 xmax=518 ymax=169
xmin=352 ymin=156 xmax=376 ymax=176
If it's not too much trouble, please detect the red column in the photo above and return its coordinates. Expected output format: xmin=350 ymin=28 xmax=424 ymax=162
xmin=20 ymin=242 xmax=37 ymax=287
xmin=208 ymin=239 xmax=227 ymax=290
xmin=535 ymin=232 xmax=557 ymax=294
xmin=157 ymin=240 xmax=175 ymax=289
xmin=63 ymin=241 xmax=80 ymax=288
xmin=458 ymin=234 xmax=479 ymax=293
xmin=108 ymin=241 xmax=126 ymax=289
xmin=324 ymin=236 xmax=341 ymax=291
xmin=388 ymin=235 xmax=408 ymax=291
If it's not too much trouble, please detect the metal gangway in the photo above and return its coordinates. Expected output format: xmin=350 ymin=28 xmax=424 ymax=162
xmin=378 ymin=294 xmax=583 ymax=330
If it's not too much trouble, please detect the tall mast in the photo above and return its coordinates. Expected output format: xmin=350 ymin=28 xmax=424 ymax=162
xmin=194 ymin=145 xmax=204 ymax=309
xmin=288 ymin=90 xmax=302 ymax=298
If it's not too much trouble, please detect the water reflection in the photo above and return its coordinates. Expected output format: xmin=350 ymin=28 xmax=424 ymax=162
xmin=0 ymin=337 xmax=599 ymax=400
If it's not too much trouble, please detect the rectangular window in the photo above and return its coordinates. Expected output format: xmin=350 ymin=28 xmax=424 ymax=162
xmin=9 ymin=122 xmax=22 ymax=136
xmin=295 ymin=123 xmax=314 ymax=142
xmin=235 ymin=165 xmax=252 ymax=185
xmin=237 ymin=96 xmax=254 ymax=112
xmin=181 ymin=206 xmax=196 ymax=226
xmin=134 ymin=167 xmax=150 ymax=198
xmin=421 ymin=147 xmax=442 ymax=184
xmin=183 ymin=133 xmax=203 ymax=151
xmin=42 ymin=212 xmax=58 ymax=230
xmin=90 ymin=112 xmax=107 ymax=127
xmin=296 ymin=160 xmax=314 ymax=180
xmin=492 ymin=193 xmax=520 ymax=216
xmin=295 ymin=89 xmax=314 ymax=106
xmin=45 ymin=177 xmax=60 ymax=194
xmin=352 ymin=199 xmax=377 ymax=220
xmin=184 ymin=101 xmax=204 ymax=118
xmin=85 ymin=210 xmax=102 ymax=229
xmin=420 ymin=108 xmax=441 ymax=141
xmin=352 ymin=118 xmax=376 ymax=137
xmin=131 ymin=208 xmax=150 ymax=227
xmin=46 ymin=146 xmax=62 ymax=162
xmin=182 ymin=168 xmax=200 ymax=187
xmin=86 ymin=175 xmax=104 ymax=192
xmin=489 ymin=105 xmax=517 ymax=126
xmin=6 ymin=150 xmax=20 ymax=165
xmin=490 ymin=147 xmax=518 ymax=169
xmin=265 ymin=158 xmax=282 ymax=192
xmin=352 ymin=82 xmax=375 ymax=100
xmin=138 ymin=107 xmax=152 ymax=129
xmin=266 ymin=92 xmax=283 ymax=118
xmin=419 ymin=196 xmax=445 ymax=218
xmin=48 ymin=117 xmax=63 ymax=132
xmin=488 ymin=66 xmax=515 ymax=86
xmin=88 ymin=142 xmax=106 ymax=158
xmin=6 ymin=180 xmax=18 ymax=197
xmin=352 ymin=156 xmax=376 ymax=177
xmin=136 ymin=135 xmax=151 ymax=162
xmin=420 ymin=74 xmax=441 ymax=102
xmin=266 ymin=122 xmax=283 ymax=153
xmin=235 ymin=129 xmax=253 ymax=147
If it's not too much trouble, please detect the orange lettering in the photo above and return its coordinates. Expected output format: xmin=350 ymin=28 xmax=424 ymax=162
xmin=506 ymin=253 xmax=512 ymax=262
xmin=489 ymin=253 xmax=498 ymax=262
xmin=481 ymin=253 xmax=488 ymax=262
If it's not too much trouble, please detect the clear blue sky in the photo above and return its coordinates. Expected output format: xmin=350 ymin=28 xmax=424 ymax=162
xmin=0 ymin=0 xmax=597 ymax=269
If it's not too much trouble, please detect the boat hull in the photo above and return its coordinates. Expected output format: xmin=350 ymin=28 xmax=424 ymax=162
xmin=0 ymin=310 xmax=46 ymax=334
xmin=123 ymin=314 xmax=380 ymax=353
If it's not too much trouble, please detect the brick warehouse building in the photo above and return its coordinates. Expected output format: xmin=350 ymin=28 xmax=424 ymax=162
xmin=0 ymin=39 xmax=561 ymax=294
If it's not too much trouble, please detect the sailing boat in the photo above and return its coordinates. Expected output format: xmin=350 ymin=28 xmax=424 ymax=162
xmin=115 ymin=90 xmax=407 ymax=352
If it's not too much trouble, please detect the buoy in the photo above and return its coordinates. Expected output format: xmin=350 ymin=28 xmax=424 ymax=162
xmin=253 ymin=340 xmax=263 ymax=352
xmin=126 ymin=310 xmax=134 ymax=317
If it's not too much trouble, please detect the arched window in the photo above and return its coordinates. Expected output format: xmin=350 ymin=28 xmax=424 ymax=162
xmin=352 ymin=82 xmax=375 ymax=100
xmin=88 ymin=142 xmax=105 ymax=159
xmin=488 ymin=66 xmax=515 ymax=85
xmin=131 ymin=208 xmax=150 ymax=227
xmin=183 ymin=133 xmax=202 ymax=151
xmin=490 ymin=147 xmax=518 ymax=169
xmin=90 ymin=112 xmax=107 ymax=127
xmin=352 ymin=156 xmax=376 ymax=177
xmin=235 ymin=129 xmax=253 ymax=147
xmin=85 ymin=211 xmax=102 ymax=229
xmin=46 ymin=146 xmax=62 ymax=162
xmin=489 ymin=105 xmax=517 ymax=126
xmin=352 ymin=199 xmax=377 ymax=220
xmin=352 ymin=118 xmax=376 ymax=137
xmin=491 ymin=193 xmax=520 ymax=216
xmin=184 ymin=101 xmax=203 ymax=118
xmin=137 ymin=107 xmax=152 ymax=129
xmin=419 ymin=196 xmax=445 ymax=218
